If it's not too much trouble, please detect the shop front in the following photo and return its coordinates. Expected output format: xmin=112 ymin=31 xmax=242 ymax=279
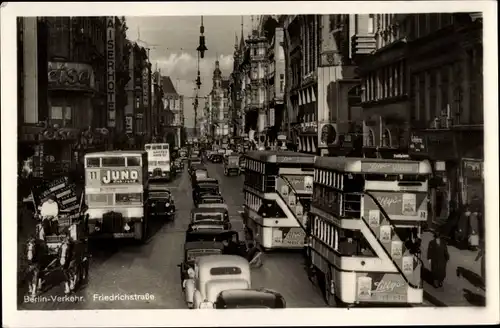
xmin=409 ymin=127 xmax=483 ymax=228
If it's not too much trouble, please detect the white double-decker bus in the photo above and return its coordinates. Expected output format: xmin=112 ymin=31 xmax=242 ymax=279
xmin=145 ymin=143 xmax=171 ymax=180
xmin=308 ymin=156 xmax=432 ymax=307
xmin=242 ymin=151 xmax=314 ymax=250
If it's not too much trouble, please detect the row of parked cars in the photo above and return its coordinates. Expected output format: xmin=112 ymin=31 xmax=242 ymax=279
xmin=178 ymin=154 xmax=286 ymax=309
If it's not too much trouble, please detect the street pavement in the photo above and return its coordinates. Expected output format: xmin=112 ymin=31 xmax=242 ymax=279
xmin=420 ymin=231 xmax=485 ymax=307
xmin=18 ymin=162 xmax=326 ymax=309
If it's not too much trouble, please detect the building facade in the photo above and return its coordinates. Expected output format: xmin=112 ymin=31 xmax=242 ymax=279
xmin=209 ymin=60 xmax=231 ymax=145
xmin=160 ymin=76 xmax=183 ymax=148
xmin=357 ymin=13 xmax=483 ymax=226
xmin=281 ymin=15 xmax=368 ymax=155
xmin=123 ymin=42 xmax=151 ymax=148
xmin=259 ymin=16 xmax=286 ymax=146
xmin=18 ymin=16 xmax=129 ymax=178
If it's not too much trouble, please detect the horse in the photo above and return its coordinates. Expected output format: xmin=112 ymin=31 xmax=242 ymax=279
xmin=59 ymin=232 xmax=89 ymax=294
xmin=25 ymin=235 xmax=49 ymax=297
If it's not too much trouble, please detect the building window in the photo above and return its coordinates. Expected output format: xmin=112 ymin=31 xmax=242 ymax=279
xmin=382 ymin=128 xmax=391 ymax=147
xmin=368 ymin=14 xmax=375 ymax=33
xmin=50 ymin=105 xmax=72 ymax=127
xmin=253 ymin=48 xmax=257 ymax=56
xmin=428 ymin=70 xmax=438 ymax=120
xmin=418 ymin=73 xmax=426 ymax=121
xmin=439 ymin=65 xmax=450 ymax=113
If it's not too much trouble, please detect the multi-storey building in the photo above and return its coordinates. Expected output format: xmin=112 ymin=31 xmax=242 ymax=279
xmin=282 ymin=15 xmax=368 ymax=155
xmin=357 ymin=13 xmax=483 ymax=226
xmin=150 ymin=69 xmax=164 ymax=142
xmin=160 ymin=76 xmax=183 ymax=148
xmin=259 ymin=16 xmax=286 ymax=146
xmin=123 ymin=42 xmax=151 ymax=148
xmin=209 ymin=60 xmax=231 ymax=145
xmin=18 ymin=16 xmax=129 ymax=178
xmin=242 ymin=30 xmax=268 ymax=146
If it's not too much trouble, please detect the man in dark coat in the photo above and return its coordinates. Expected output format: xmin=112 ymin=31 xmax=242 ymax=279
xmin=427 ymin=232 xmax=450 ymax=288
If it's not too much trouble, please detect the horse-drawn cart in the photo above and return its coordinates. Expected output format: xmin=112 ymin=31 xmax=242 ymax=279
xmin=24 ymin=177 xmax=90 ymax=297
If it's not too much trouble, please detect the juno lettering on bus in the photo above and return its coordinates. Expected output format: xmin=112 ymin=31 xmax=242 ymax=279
xmin=102 ymin=169 xmax=139 ymax=184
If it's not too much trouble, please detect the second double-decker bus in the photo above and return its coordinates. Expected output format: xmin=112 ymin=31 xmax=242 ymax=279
xmin=307 ymin=156 xmax=432 ymax=307
xmin=145 ymin=143 xmax=171 ymax=180
xmin=84 ymin=151 xmax=149 ymax=241
xmin=242 ymin=151 xmax=314 ymax=250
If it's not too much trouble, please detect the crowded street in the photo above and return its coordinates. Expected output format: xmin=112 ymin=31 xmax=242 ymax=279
xmin=19 ymin=162 xmax=326 ymax=309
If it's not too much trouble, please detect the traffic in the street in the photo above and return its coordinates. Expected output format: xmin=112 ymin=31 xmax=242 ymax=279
xmin=19 ymin=153 xmax=326 ymax=310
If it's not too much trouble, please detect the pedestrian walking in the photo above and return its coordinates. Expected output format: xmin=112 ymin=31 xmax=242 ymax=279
xmin=468 ymin=210 xmax=479 ymax=250
xmin=427 ymin=232 xmax=450 ymax=288
xmin=455 ymin=204 xmax=471 ymax=245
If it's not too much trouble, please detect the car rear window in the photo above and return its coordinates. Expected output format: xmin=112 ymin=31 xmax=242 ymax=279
xmin=210 ymin=267 xmax=242 ymax=275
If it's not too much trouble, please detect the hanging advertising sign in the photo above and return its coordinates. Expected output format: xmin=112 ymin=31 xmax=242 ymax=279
xmin=47 ymin=62 xmax=96 ymax=92
xmin=106 ymin=17 xmax=116 ymax=128
xmin=125 ymin=115 xmax=133 ymax=134
xmin=142 ymin=67 xmax=149 ymax=108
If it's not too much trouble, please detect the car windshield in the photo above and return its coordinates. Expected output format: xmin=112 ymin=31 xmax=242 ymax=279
xmin=194 ymin=213 xmax=223 ymax=221
xmin=149 ymin=192 xmax=170 ymax=198
xmin=201 ymin=198 xmax=223 ymax=204
xmin=186 ymin=249 xmax=222 ymax=262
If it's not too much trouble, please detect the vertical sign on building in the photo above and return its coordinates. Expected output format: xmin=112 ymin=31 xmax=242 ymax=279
xmin=142 ymin=67 xmax=149 ymax=108
xmin=106 ymin=17 xmax=116 ymax=128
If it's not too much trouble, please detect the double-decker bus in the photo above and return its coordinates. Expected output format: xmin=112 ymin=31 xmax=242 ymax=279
xmin=84 ymin=151 xmax=149 ymax=241
xmin=145 ymin=143 xmax=171 ymax=180
xmin=242 ymin=151 xmax=314 ymax=250
xmin=307 ymin=156 xmax=432 ymax=306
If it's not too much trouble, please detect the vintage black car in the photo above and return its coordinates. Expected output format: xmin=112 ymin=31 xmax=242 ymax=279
xmin=173 ymin=159 xmax=184 ymax=174
xmin=178 ymin=240 xmax=225 ymax=282
xmin=147 ymin=183 xmax=175 ymax=219
xmin=214 ymin=289 xmax=287 ymax=309
xmin=210 ymin=154 xmax=224 ymax=163
xmin=184 ymin=229 xmax=245 ymax=252
xmin=191 ymin=207 xmax=231 ymax=230
xmin=190 ymin=167 xmax=209 ymax=187
xmin=192 ymin=178 xmax=220 ymax=204
xmin=188 ymin=157 xmax=202 ymax=174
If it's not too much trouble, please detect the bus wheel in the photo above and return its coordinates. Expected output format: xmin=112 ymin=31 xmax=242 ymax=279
xmin=324 ymin=268 xmax=336 ymax=307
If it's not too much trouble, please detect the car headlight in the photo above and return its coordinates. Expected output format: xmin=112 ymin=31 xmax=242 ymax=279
xmin=151 ymin=202 xmax=156 ymax=207
xmin=165 ymin=203 xmax=170 ymax=207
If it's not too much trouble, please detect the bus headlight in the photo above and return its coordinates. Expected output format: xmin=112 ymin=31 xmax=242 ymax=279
xmin=124 ymin=223 xmax=131 ymax=231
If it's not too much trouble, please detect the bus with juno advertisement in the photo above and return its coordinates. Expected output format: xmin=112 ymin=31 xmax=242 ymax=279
xmin=84 ymin=151 xmax=149 ymax=241
xmin=242 ymin=151 xmax=314 ymax=250
xmin=307 ymin=156 xmax=432 ymax=307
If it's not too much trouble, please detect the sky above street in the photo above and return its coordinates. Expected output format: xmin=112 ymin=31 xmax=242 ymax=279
xmin=126 ymin=16 xmax=255 ymax=128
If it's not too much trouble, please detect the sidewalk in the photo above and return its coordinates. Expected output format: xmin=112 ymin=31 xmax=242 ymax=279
xmin=420 ymin=231 xmax=485 ymax=307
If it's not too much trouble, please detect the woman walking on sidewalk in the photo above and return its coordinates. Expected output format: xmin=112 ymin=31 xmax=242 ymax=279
xmin=427 ymin=232 xmax=450 ymax=288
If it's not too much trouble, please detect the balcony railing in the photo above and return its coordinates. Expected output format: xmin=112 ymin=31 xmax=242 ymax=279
xmin=351 ymin=34 xmax=377 ymax=56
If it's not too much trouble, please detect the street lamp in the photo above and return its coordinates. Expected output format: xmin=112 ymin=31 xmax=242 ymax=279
xmin=197 ymin=16 xmax=208 ymax=59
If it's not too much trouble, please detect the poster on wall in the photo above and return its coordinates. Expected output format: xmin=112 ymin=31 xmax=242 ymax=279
xmin=106 ymin=17 xmax=116 ymax=128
